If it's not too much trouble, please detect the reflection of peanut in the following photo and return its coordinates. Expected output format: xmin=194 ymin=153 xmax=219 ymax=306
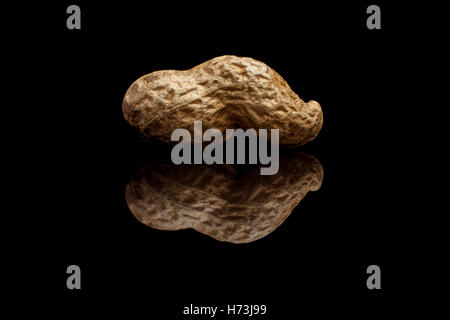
xmin=122 ymin=55 xmax=323 ymax=146
xmin=125 ymin=152 xmax=323 ymax=244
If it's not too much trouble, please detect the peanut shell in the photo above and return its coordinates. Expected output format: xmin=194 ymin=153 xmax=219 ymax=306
xmin=122 ymin=55 xmax=323 ymax=146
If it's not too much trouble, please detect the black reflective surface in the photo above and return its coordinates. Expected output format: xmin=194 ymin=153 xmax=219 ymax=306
xmin=126 ymin=149 xmax=323 ymax=243
xmin=10 ymin=1 xmax=434 ymax=318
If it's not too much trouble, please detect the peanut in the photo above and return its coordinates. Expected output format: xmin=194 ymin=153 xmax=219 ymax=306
xmin=125 ymin=152 xmax=323 ymax=244
xmin=122 ymin=55 xmax=323 ymax=146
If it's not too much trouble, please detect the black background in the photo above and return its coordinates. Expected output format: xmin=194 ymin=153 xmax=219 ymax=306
xmin=8 ymin=0 xmax=441 ymax=318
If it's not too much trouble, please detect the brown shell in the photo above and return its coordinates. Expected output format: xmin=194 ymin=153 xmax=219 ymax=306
xmin=122 ymin=55 xmax=323 ymax=146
